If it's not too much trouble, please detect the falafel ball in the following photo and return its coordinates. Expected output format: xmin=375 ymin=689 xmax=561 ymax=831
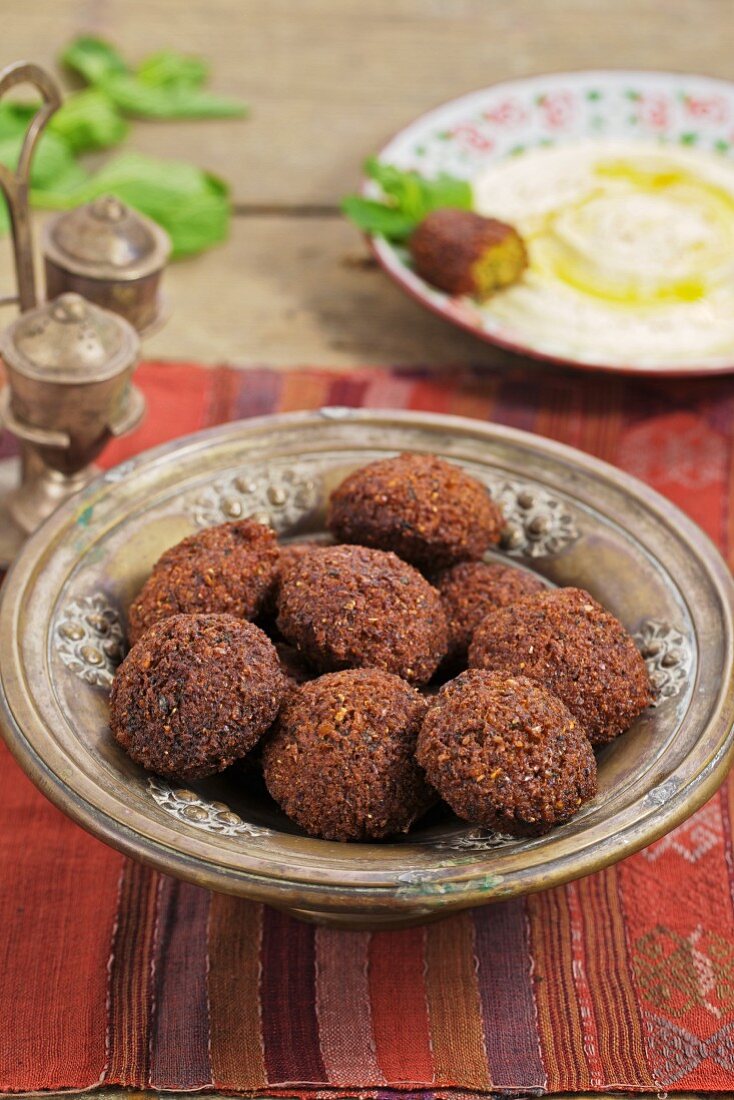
xmin=417 ymin=669 xmax=597 ymax=836
xmin=278 ymin=542 xmax=319 ymax=578
xmin=409 ymin=209 xmax=528 ymax=300
xmin=276 ymin=544 xmax=448 ymax=685
xmin=469 ymin=587 xmax=652 ymax=745
xmin=261 ymin=541 xmax=319 ymax=622
xmin=128 ymin=519 xmax=279 ymax=645
xmin=327 ymin=452 xmax=503 ymax=570
xmin=435 ymin=560 xmax=546 ymax=662
xmin=262 ymin=668 xmax=432 ymax=840
xmin=110 ymin=613 xmax=286 ymax=780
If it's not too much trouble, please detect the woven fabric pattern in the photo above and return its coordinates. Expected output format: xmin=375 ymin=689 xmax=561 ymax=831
xmin=1 ymin=361 xmax=734 ymax=1094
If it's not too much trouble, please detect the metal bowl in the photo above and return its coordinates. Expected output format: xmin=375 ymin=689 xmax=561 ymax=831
xmin=1 ymin=409 xmax=732 ymax=928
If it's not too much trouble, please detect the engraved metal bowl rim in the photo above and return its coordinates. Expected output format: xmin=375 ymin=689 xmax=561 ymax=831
xmin=0 ymin=408 xmax=733 ymax=918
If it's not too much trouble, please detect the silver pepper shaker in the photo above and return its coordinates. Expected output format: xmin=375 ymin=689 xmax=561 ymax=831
xmin=0 ymin=292 xmax=142 ymax=546
xmin=43 ymin=195 xmax=171 ymax=335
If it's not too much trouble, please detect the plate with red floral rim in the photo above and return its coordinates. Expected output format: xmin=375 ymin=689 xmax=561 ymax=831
xmin=368 ymin=70 xmax=734 ymax=376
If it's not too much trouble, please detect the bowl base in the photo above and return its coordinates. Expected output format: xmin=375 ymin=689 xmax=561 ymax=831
xmin=275 ymin=903 xmax=452 ymax=930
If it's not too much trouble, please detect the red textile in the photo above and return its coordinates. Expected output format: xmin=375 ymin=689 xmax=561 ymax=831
xmin=1 ymin=360 xmax=733 ymax=1095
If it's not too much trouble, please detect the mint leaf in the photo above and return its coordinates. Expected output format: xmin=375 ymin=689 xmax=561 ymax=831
xmin=0 ymin=125 xmax=87 ymax=235
xmin=0 ymin=103 xmax=33 ymax=142
xmin=100 ymin=73 xmax=247 ymax=119
xmin=0 ymin=35 xmax=244 ymax=258
xmin=35 ymin=151 xmax=231 ymax=258
xmin=61 ymin=36 xmax=128 ymax=84
xmin=343 ymin=158 xmax=473 ymax=241
xmin=0 ymin=130 xmax=87 ymax=192
xmin=421 ymin=173 xmax=473 ymax=213
xmin=137 ymin=50 xmax=208 ymax=89
xmin=61 ymin=36 xmax=247 ymax=119
xmin=50 ymin=89 xmax=128 ymax=153
xmin=0 ymin=91 xmax=126 ymax=154
xmin=365 ymin=158 xmax=472 ymax=216
xmin=366 ymin=158 xmax=428 ymax=221
xmin=341 ymin=196 xmax=418 ymax=241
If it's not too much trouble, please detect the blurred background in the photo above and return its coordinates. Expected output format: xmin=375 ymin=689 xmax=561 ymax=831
xmin=0 ymin=0 xmax=727 ymax=367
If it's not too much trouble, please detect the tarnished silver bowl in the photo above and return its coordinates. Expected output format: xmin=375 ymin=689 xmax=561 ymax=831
xmin=0 ymin=409 xmax=732 ymax=928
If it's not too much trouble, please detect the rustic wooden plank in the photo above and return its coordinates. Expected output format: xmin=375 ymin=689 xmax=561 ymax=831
xmin=140 ymin=213 xmax=522 ymax=367
xmin=2 ymin=0 xmax=734 ymax=365
xmin=0 ymin=0 xmax=732 ymax=206
xmin=0 ymin=210 xmax=520 ymax=366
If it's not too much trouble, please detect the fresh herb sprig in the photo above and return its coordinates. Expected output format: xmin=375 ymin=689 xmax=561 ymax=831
xmin=342 ymin=157 xmax=473 ymax=243
xmin=62 ymin=37 xmax=248 ymax=120
xmin=0 ymin=36 xmax=248 ymax=258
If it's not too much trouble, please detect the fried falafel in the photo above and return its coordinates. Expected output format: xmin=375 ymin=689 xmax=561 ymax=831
xmin=128 ymin=519 xmax=279 ymax=644
xmin=435 ymin=560 xmax=546 ymax=662
xmin=262 ymin=668 xmax=432 ymax=841
xmin=276 ymin=544 xmax=448 ymax=685
xmin=469 ymin=587 xmax=652 ymax=744
xmin=417 ymin=669 xmax=597 ymax=836
xmin=409 ymin=209 xmax=528 ymax=299
xmin=110 ymin=613 xmax=286 ymax=780
xmin=327 ymin=452 xmax=503 ymax=570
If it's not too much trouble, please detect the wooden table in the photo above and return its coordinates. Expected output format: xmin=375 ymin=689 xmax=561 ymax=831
xmin=1 ymin=0 xmax=732 ymax=367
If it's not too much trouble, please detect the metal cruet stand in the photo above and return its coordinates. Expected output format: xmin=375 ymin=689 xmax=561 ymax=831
xmin=0 ymin=60 xmax=170 ymax=567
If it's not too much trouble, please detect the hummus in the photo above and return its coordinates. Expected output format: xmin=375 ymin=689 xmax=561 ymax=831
xmin=472 ymin=141 xmax=734 ymax=365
